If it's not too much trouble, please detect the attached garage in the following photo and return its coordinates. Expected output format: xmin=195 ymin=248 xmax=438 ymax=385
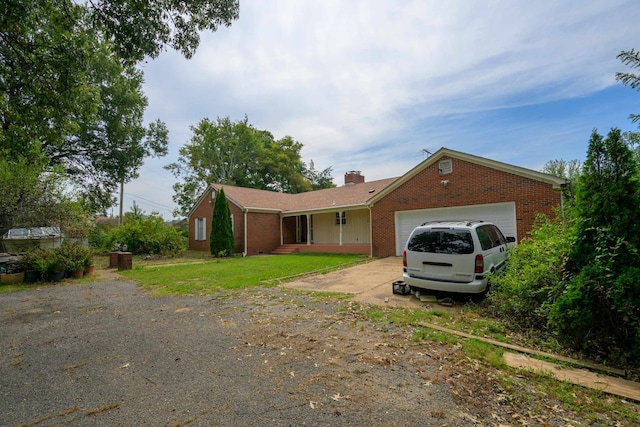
xmin=370 ymin=148 xmax=568 ymax=258
xmin=393 ymin=202 xmax=517 ymax=256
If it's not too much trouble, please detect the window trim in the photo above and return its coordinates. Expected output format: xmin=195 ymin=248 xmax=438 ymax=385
xmin=195 ymin=217 xmax=206 ymax=241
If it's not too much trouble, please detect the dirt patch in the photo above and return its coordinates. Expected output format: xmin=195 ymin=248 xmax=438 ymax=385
xmin=95 ymin=267 xmax=123 ymax=281
xmin=1 ymin=280 xmax=638 ymax=426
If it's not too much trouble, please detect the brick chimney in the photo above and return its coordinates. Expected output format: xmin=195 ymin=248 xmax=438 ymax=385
xmin=344 ymin=171 xmax=364 ymax=185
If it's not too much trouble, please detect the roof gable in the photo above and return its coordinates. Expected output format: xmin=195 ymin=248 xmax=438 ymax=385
xmin=369 ymin=147 xmax=568 ymax=204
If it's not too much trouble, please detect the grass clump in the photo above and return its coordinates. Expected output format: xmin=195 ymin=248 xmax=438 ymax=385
xmin=462 ymin=338 xmax=506 ymax=369
xmin=413 ymin=328 xmax=459 ymax=345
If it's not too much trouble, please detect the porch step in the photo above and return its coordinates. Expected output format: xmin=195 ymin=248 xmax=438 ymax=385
xmin=271 ymin=245 xmax=300 ymax=255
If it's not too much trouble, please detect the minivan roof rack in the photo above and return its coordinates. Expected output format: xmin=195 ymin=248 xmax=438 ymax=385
xmin=419 ymin=220 xmax=485 ymax=227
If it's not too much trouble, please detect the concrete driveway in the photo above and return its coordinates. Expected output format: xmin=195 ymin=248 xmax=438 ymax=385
xmin=283 ymin=257 xmax=426 ymax=308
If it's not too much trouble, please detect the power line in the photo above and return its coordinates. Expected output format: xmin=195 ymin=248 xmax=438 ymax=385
xmin=124 ymin=192 xmax=176 ymax=211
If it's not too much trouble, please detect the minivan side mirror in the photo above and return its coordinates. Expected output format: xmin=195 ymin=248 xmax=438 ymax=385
xmin=506 ymin=236 xmax=516 ymax=243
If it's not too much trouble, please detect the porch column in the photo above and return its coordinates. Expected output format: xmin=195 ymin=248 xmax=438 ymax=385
xmin=306 ymin=215 xmax=311 ymax=245
xmin=339 ymin=210 xmax=343 ymax=246
xmin=280 ymin=214 xmax=283 ymax=246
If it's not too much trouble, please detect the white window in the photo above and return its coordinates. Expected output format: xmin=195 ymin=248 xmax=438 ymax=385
xmin=335 ymin=212 xmax=346 ymax=225
xmin=195 ymin=217 xmax=206 ymax=241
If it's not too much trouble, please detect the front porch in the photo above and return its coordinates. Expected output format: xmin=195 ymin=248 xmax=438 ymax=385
xmin=271 ymin=243 xmax=371 ymax=256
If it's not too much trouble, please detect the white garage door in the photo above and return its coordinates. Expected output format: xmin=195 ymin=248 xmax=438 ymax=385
xmin=394 ymin=202 xmax=517 ymax=256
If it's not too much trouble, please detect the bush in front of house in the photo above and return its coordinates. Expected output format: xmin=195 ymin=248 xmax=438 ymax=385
xmin=88 ymin=221 xmax=116 ymax=250
xmin=104 ymin=213 xmax=187 ymax=256
xmin=488 ymin=212 xmax=572 ymax=331
xmin=490 ymin=129 xmax=640 ymax=367
xmin=55 ymin=243 xmax=93 ymax=273
xmin=550 ymin=129 xmax=640 ymax=365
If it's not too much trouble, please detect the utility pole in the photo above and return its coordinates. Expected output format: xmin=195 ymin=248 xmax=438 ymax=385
xmin=119 ymin=181 xmax=124 ymax=225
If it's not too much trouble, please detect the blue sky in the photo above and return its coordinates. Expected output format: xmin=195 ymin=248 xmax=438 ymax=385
xmin=122 ymin=0 xmax=640 ymax=218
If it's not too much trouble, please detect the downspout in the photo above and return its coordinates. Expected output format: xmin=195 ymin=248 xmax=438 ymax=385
xmin=560 ymin=183 xmax=567 ymax=227
xmin=368 ymin=205 xmax=373 ymax=258
xmin=243 ymin=209 xmax=248 ymax=257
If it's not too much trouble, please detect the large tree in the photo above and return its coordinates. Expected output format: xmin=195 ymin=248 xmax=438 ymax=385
xmin=86 ymin=0 xmax=239 ymax=63
xmin=67 ymin=40 xmax=169 ymax=210
xmin=304 ymin=160 xmax=336 ymax=191
xmin=0 ymin=152 xmax=92 ymax=234
xmin=542 ymin=158 xmax=581 ymax=200
xmin=617 ymin=49 xmax=640 ymax=123
xmin=166 ymin=116 xmax=335 ymax=216
xmin=551 ymin=128 xmax=640 ymax=363
xmin=541 ymin=159 xmax=582 ymax=181
xmin=0 ymin=0 xmax=238 ymax=216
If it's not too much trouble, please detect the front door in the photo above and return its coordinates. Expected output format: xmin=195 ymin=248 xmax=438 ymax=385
xmin=297 ymin=215 xmax=308 ymax=243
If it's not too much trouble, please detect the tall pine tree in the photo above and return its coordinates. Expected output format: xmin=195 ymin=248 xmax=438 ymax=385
xmin=551 ymin=128 xmax=640 ymax=363
xmin=210 ymin=188 xmax=235 ymax=257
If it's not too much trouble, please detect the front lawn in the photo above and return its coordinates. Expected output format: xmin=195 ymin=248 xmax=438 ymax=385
xmin=119 ymin=253 xmax=367 ymax=295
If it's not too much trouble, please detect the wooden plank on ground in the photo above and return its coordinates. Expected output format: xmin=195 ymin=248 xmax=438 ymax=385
xmin=417 ymin=321 xmax=626 ymax=377
xmin=504 ymin=352 xmax=640 ymax=401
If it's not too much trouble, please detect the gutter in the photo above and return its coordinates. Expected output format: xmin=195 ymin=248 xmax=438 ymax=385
xmin=282 ymin=202 xmax=369 ymax=217
xmin=243 ymin=208 xmax=248 ymax=257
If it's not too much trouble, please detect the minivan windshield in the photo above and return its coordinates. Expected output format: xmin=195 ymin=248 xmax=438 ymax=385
xmin=407 ymin=229 xmax=474 ymax=254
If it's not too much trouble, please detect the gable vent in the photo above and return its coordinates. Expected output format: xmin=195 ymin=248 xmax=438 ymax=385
xmin=438 ymin=159 xmax=453 ymax=175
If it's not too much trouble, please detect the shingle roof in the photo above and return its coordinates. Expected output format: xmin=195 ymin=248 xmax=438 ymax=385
xmin=196 ymin=147 xmax=568 ymax=218
xmin=213 ymin=177 xmax=398 ymax=213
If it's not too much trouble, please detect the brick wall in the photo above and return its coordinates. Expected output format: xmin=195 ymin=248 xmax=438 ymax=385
xmin=246 ymin=212 xmax=281 ymax=255
xmin=282 ymin=216 xmax=297 ymax=244
xmin=188 ymin=191 xmax=213 ymax=252
xmin=188 ymin=190 xmax=246 ymax=253
xmin=371 ymin=156 xmax=563 ymax=257
xmin=230 ymin=203 xmax=245 ymax=253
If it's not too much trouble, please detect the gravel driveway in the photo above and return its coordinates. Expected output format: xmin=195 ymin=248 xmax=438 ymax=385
xmin=1 ymin=279 xmax=480 ymax=427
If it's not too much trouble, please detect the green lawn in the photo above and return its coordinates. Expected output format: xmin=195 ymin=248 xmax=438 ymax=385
xmin=119 ymin=253 xmax=368 ymax=295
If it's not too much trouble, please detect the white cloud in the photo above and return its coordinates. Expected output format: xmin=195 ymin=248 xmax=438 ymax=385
xmin=133 ymin=0 xmax=640 ymax=217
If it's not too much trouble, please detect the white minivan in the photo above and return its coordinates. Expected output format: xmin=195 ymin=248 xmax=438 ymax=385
xmin=403 ymin=220 xmax=515 ymax=295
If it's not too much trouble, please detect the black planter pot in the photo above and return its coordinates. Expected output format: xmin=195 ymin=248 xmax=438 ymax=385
xmin=45 ymin=271 xmax=65 ymax=283
xmin=24 ymin=269 xmax=41 ymax=283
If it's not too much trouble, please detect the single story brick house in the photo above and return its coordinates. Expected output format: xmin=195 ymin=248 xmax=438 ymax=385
xmin=188 ymin=147 xmax=568 ymax=257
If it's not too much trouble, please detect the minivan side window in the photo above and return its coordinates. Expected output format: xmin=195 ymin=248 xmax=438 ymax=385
xmin=476 ymin=227 xmax=493 ymax=250
xmin=477 ymin=225 xmax=506 ymax=250
xmin=493 ymin=225 xmax=507 ymax=245
xmin=407 ymin=230 xmax=474 ymax=254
